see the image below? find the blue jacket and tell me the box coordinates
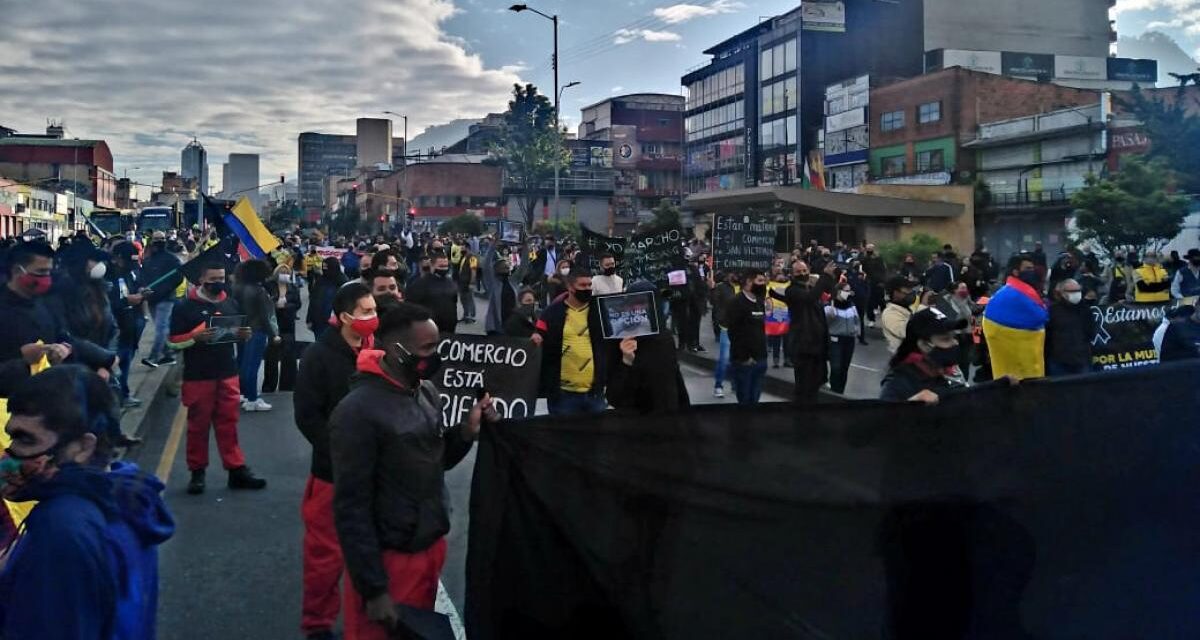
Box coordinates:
[0,462,174,640]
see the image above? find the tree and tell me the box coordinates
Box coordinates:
[878,233,945,273]
[487,84,570,228]
[330,205,362,238]
[1119,86,1200,193]
[639,198,682,233]
[439,212,484,237]
[1071,156,1189,258]
[532,219,580,241]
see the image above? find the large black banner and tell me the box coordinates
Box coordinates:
[467,363,1200,639]
[621,226,687,287]
[435,335,540,426]
[578,226,628,274]
[1090,297,1196,371]
[712,213,777,273]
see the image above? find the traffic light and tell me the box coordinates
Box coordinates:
[407,207,416,219]
[378,215,387,223]
[279,174,285,184]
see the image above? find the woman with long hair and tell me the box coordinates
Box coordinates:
[262,264,302,393]
[306,257,347,340]
[234,259,278,412]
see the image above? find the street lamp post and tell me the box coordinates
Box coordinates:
[556,81,581,226]
[382,111,408,162]
[509,3,563,223]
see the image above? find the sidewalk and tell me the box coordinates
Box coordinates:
[116,320,179,449]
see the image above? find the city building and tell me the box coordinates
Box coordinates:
[115,177,137,209]
[224,153,260,204]
[365,155,504,229]
[181,139,209,195]
[924,49,1158,91]
[681,1,925,196]
[822,74,872,192]
[922,0,1114,60]
[0,129,117,209]
[356,118,393,169]
[578,93,685,225]
[965,101,1107,258]
[299,131,408,213]
[444,113,505,154]
[0,178,70,240]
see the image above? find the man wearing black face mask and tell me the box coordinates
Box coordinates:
[880,308,970,402]
[591,253,624,295]
[482,243,519,336]
[329,303,497,636]
[405,253,459,334]
[168,263,266,495]
[881,276,916,355]
[139,231,183,368]
[769,261,829,404]
[531,266,608,416]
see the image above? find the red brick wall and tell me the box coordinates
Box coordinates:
[377,163,502,199]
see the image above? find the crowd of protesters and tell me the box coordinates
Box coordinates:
[0,214,1197,640]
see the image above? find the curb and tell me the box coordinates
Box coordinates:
[676,349,845,403]
[116,364,178,462]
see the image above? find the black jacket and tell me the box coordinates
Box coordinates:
[169,290,241,382]
[1044,300,1094,369]
[710,282,736,326]
[534,299,606,398]
[1160,316,1200,362]
[880,361,967,402]
[235,282,278,338]
[0,287,116,396]
[107,266,145,344]
[725,292,767,364]
[771,283,829,357]
[44,277,117,348]
[406,273,459,334]
[294,328,360,482]
[605,333,691,413]
[862,254,887,283]
[140,249,182,304]
[503,308,536,338]
[329,356,473,601]
[268,283,302,335]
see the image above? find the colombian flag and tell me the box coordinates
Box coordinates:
[224,197,280,260]
[982,276,1049,380]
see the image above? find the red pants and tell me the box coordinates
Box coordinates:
[300,476,343,634]
[181,376,246,471]
[343,538,447,640]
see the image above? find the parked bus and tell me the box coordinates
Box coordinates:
[137,206,175,233]
[88,210,128,237]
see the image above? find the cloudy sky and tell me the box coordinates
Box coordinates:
[0,0,1193,195]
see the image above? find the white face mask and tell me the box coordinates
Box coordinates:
[278,274,292,284]
[837,290,851,301]
[559,267,570,277]
[1065,292,1082,304]
[89,262,107,280]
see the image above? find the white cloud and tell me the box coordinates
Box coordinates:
[652,0,745,24]
[613,28,682,44]
[0,0,522,186]
[611,86,625,93]
[1116,0,1200,14]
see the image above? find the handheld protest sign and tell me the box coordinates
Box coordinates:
[207,314,246,344]
[497,220,525,245]
[712,213,777,273]
[579,226,628,274]
[435,335,541,426]
[597,291,660,340]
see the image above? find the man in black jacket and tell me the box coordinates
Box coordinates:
[330,303,497,637]
[0,241,115,398]
[770,261,829,404]
[861,244,887,324]
[294,283,375,640]
[139,231,183,367]
[725,269,769,405]
[405,253,459,334]
[531,266,607,416]
[1044,279,1094,376]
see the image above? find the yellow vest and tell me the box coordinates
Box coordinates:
[1134,264,1170,303]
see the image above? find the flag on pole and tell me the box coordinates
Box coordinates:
[224,197,279,259]
[178,235,241,285]
[801,156,814,189]
[808,150,827,191]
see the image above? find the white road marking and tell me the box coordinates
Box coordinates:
[851,363,882,373]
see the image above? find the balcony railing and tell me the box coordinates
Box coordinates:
[987,187,1081,209]
[504,176,614,192]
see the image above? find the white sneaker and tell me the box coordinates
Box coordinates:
[713,387,725,398]
[239,395,248,404]
[866,319,876,328]
[251,398,273,411]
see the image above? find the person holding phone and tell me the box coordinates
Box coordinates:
[168,262,267,496]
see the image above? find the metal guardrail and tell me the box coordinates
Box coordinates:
[988,187,1081,209]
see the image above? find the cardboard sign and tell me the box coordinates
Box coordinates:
[315,246,348,260]
[497,219,525,245]
[621,226,687,287]
[712,213,777,273]
[207,315,246,344]
[435,335,541,426]
[579,226,628,274]
[1090,297,1197,371]
[597,291,660,340]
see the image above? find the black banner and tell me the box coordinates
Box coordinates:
[712,213,777,273]
[1002,51,1054,78]
[621,226,687,287]
[1090,297,1195,371]
[1107,57,1158,83]
[434,335,540,427]
[578,226,628,274]
[466,363,1200,639]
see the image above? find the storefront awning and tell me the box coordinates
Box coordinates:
[683,186,964,219]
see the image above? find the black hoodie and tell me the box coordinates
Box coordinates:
[294,327,362,481]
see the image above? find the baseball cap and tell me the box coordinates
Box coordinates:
[1186,248,1200,260]
[905,308,967,341]
[151,231,166,241]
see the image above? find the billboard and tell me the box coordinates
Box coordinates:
[801,1,845,32]
[1107,57,1158,83]
[825,107,866,134]
[1055,55,1106,81]
[933,49,1003,75]
[1002,51,1055,78]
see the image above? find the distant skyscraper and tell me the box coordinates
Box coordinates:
[226,154,260,204]
[220,162,230,198]
[181,139,209,194]
[298,132,357,209]
[356,118,393,168]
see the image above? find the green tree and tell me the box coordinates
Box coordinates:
[331,206,361,238]
[532,219,581,240]
[877,233,945,273]
[639,198,682,233]
[1119,86,1200,193]
[1071,156,1189,258]
[487,84,569,227]
[439,213,485,237]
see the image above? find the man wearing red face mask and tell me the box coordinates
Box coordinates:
[0,241,116,397]
[293,283,376,640]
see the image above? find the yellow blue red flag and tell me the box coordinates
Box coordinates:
[224,198,279,259]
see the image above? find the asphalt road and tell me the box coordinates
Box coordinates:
[132,290,888,639]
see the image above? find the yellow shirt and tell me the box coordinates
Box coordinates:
[560,305,595,393]
[451,244,464,266]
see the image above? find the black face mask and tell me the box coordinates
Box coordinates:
[518,303,537,319]
[1017,270,1040,287]
[202,282,225,297]
[572,289,593,304]
[1116,257,1126,263]
[792,275,810,285]
[897,292,916,307]
[602,267,617,277]
[393,342,442,385]
[751,283,767,296]
[434,268,450,277]
[927,345,960,369]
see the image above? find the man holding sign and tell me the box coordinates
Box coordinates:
[533,265,608,416]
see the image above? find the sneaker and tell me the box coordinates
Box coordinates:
[140,358,159,369]
[866,319,876,328]
[772,360,780,369]
[713,387,725,398]
[251,398,273,411]
[156,355,177,366]
[228,466,267,490]
[461,318,476,325]
[239,395,248,404]
[692,345,707,353]
[187,470,206,495]
[121,396,143,409]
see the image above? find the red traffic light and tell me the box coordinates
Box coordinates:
[351,183,359,190]
[408,208,416,217]
[378,215,387,222]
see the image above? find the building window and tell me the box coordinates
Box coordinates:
[918,101,941,124]
[882,155,906,177]
[759,40,797,82]
[917,149,945,172]
[881,110,905,132]
[760,77,796,117]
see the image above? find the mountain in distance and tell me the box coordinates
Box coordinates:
[407,118,479,155]
[1117,31,1199,88]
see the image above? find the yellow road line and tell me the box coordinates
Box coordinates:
[155,407,187,485]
